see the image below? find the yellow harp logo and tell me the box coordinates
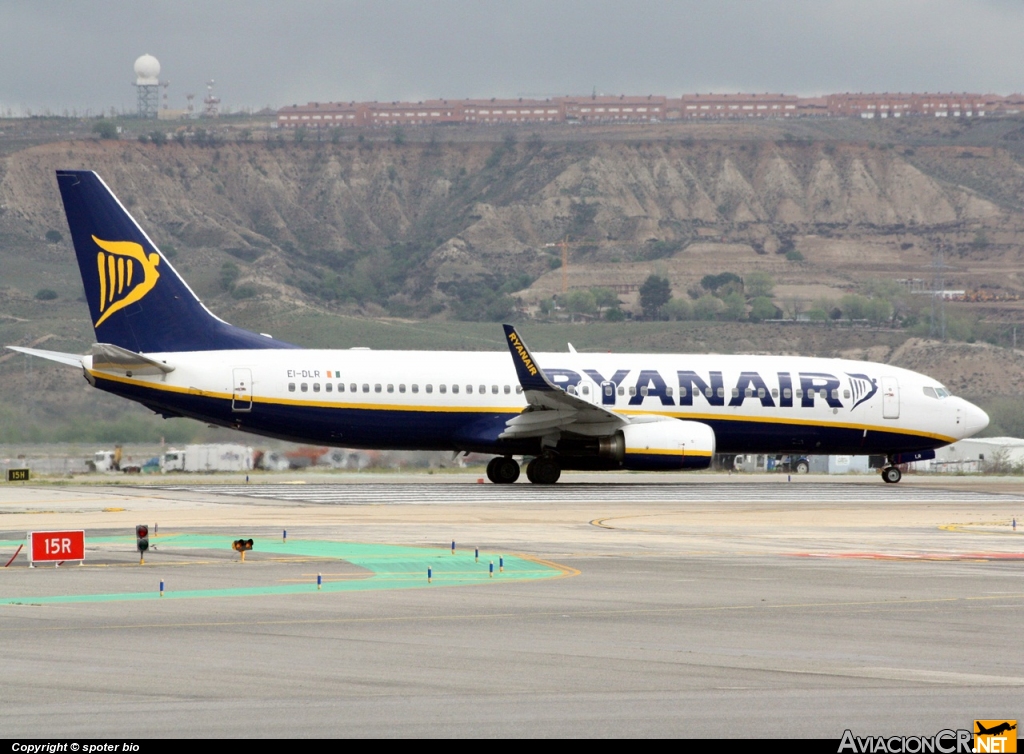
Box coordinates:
[92,236,161,327]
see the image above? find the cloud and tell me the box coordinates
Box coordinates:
[2,0,1022,114]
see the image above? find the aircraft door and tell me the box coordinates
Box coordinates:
[600,380,616,406]
[232,368,253,412]
[881,376,899,419]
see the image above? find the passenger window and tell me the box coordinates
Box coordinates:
[492,385,498,394]
[504,385,511,394]
[466,385,473,394]
[301,383,308,392]
[479,385,486,394]
[452,385,459,394]
[629,387,637,396]
[618,386,625,396]
[288,383,295,392]
[313,383,320,393]
[387,384,394,393]
[843,389,850,399]
[757,388,765,398]
[783,388,792,399]
[440,385,447,394]
[582,385,590,395]
[830,389,838,400]
[338,383,344,392]
[412,385,419,393]
[567,385,576,395]
[796,389,803,398]
[604,385,613,396]
[399,384,406,393]
[374,384,382,393]
[426,385,433,393]
[666,387,673,397]
[732,388,739,398]
[362,384,369,393]
[716,387,725,398]
[771,388,778,398]
[640,386,648,396]
[326,383,332,393]
[350,384,357,393]
[679,387,688,398]
[704,387,713,398]
[516,386,523,394]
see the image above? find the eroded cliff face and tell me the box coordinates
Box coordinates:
[1,138,1021,312]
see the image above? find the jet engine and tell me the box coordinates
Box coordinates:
[618,420,716,470]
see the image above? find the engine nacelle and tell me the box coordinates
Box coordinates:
[619,420,716,471]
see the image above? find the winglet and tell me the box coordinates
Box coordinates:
[503,324,556,392]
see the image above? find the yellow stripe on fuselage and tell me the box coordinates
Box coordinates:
[86,370,956,444]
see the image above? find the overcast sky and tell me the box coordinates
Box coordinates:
[3,0,1023,115]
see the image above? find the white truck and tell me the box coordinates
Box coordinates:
[161,444,254,473]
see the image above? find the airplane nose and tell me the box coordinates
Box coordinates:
[963,401,990,437]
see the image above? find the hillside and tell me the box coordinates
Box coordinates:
[3,122,1024,441]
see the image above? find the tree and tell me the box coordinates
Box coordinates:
[590,287,620,311]
[563,289,597,320]
[639,275,672,319]
[149,130,167,146]
[721,291,747,321]
[693,295,723,321]
[744,271,774,298]
[700,272,742,294]
[34,289,58,301]
[662,297,693,321]
[748,296,779,322]
[604,307,626,321]
[44,230,62,244]
[92,120,118,140]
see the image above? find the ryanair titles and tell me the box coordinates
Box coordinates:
[547,368,878,412]
[507,332,538,376]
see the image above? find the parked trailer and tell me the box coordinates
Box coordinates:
[161,444,254,473]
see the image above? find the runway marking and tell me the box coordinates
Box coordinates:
[0,534,567,605]
[2,591,1022,633]
[150,482,1024,505]
[792,551,1024,561]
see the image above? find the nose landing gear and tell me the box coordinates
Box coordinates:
[881,465,902,484]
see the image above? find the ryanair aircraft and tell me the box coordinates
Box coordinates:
[8,170,990,484]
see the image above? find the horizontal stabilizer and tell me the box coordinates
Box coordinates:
[5,346,84,368]
[90,343,174,375]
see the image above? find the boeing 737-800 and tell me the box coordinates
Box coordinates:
[6,170,990,484]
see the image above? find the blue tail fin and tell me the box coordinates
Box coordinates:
[56,170,297,353]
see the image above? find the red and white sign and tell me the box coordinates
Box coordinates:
[28,530,85,564]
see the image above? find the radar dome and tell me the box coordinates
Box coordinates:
[134,54,160,85]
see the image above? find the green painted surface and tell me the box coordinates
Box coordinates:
[0,534,567,604]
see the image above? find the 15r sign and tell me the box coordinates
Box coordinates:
[28,530,85,565]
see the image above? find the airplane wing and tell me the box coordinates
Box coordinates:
[501,324,626,439]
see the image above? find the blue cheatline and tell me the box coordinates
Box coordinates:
[0,534,571,604]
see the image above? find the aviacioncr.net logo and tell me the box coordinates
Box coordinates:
[839,729,972,753]
[92,236,160,327]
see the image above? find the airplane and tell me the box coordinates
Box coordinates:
[6,170,990,484]
[976,722,1017,737]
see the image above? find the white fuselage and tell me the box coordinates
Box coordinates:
[83,348,988,456]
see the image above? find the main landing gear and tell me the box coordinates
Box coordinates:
[485,456,562,484]
[881,465,902,484]
[486,456,521,484]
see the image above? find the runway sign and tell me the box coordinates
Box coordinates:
[7,468,29,482]
[28,530,85,564]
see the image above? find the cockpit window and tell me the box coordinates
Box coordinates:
[923,386,951,399]
[923,387,937,399]
[936,387,950,398]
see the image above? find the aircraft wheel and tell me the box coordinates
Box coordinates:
[526,457,561,485]
[485,457,502,484]
[882,466,902,484]
[794,460,810,474]
[494,457,520,484]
